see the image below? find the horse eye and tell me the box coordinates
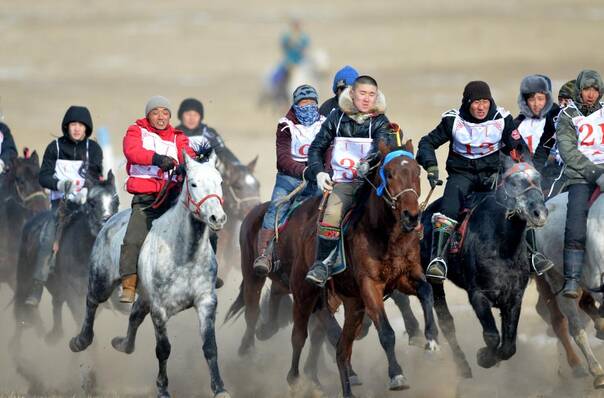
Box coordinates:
[191,183,198,188]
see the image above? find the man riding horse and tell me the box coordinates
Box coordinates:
[304,74,393,287]
[119,96,196,303]
[25,105,103,306]
[416,81,545,282]
[556,69,604,298]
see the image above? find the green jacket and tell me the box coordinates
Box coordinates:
[557,69,604,185]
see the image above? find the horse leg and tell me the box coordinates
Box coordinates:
[151,312,172,398]
[303,316,326,386]
[44,295,64,345]
[498,292,523,361]
[239,274,264,356]
[578,292,604,339]
[286,290,317,387]
[256,283,286,341]
[409,278,439,351]
[112,297,150,354]
[334,297,365,398]
[361,279,408,391]
[390,290,422,346]
[196,295,230,398]
[467,289,501,369]
[432,283,472,378]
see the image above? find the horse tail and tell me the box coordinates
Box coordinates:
[224,281,245,324]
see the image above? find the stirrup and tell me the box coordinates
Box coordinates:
[531,252,554,276]
[426,257,447,283]
[253,254,271,277]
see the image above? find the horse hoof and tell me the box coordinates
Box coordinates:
[45,329,63,345]
[256,323,278,341]
[214,391,231,398]
[286,370,299,386]
[349,374,363,386]
[571,364,589,378]
[476,347,498,369]
[69,335,91,353]
[594,374,604,389]
[111,336,134,354]
[388,374,410,391]
[157,391,171,398]
[424,339,440,352]
[408,334,425,348]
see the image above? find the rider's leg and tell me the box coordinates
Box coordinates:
[526,229,554,275]
[306,182,360,287]
[426,174,472,282]
[25,201,60,306]
[562,183,592,299]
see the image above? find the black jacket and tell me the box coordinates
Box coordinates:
[319,96,339,117]
[417,101,525,176]
[39,136,103,192]
[0,122,18,165]
[177,122,241,165]
[307,109,392,178]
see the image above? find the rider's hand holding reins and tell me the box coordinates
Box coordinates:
[426,166,439,189]
[316,172,333,192]
[356,160,370,179]
[57,179,77,195]
[152,153,177,172]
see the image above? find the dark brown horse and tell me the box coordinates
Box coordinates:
[285,140,439,397]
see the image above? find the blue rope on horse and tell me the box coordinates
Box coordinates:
[376,150,415,197]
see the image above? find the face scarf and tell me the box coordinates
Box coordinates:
[293,104,320,126]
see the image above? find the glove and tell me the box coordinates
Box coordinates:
[316,172,333,192]
[426,166,439,189]
[596,174,604,190]
[70,187,88,205]
[356,160,370,178]
[57,179,75,194]
[152,154,177,172]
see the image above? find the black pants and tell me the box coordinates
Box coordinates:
[564,183,594,251]
[440,172,494,221]
[119,191,178,277]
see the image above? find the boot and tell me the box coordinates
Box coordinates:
[24,279,45,307]
[526,229,554,275]
[562,248,584,299]
[120,274,138,303]
[426,213,458,283]
[253,228,275,277]
[305,236,339,288]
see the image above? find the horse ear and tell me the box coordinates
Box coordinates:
[182,149,193,169]
[247,156,258,173]
[30,150,39,166]
[207,150,218,168]
[404,139,414,154]
[107,169,115,185]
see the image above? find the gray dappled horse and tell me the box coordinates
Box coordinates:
[537,192,604,389]
[0,150,48,292]
[70,152,231,398]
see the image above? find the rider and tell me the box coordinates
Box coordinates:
[281,18,310,71]
[0,121,17,174]
[417,81,527,282]
[119,96,196,303]
[176,98,227,156]
[253,84,325,276]
[556,69,604,298]
[319,65,359,117]
[304,75,393,287]
[26,106,103,306]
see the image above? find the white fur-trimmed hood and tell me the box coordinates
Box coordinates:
[338,86,387,116]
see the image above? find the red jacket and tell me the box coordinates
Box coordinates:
[123,118,195,195]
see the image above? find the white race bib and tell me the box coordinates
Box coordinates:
[517,117,546,155]
[279,116,325,163]
[573,108,604,165]
[331,137,373,182]
[451,109,507,159]
[50,159,85,201]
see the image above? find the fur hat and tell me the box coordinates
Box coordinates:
[145,95,171,116]
[517,74,553,118]
[338,86,387,117]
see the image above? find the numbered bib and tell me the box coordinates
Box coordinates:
[50,159,85,201]
[517,117,546,155]
[573,108,604,165]
[451,110,506,159]
[331,137,373,182]
[279,116,325,163]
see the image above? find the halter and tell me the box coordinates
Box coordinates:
[226,184,261,214]
[364,150,419,209]
[498,162,543,200]
[13,182,47,207]
[182,178,224,218]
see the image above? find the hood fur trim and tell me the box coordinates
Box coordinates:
[517,75,553,119]
[338,86,387,117]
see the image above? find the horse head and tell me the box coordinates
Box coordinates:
[222,155,261,218]
[371,138,422,233]
[8,150,48,212]
[83,170,119,235]
[182,151,227,231]
[497,158,548,228]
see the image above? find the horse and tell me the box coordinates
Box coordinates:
[0,149,48,292]
[69,152,231,398]
[421,159,548,380]
[214,149,260,278]
[286,140,439,398]
[536,191,604,389]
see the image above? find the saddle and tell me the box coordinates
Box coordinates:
[448,193,490,255]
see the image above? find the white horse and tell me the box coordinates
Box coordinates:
[536,192,604,389]
[69,152,230,398]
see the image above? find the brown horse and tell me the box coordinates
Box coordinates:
[285,140,439,397]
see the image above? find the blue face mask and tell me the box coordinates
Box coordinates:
[293,104,320,126]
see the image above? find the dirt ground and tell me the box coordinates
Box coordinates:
[2,0,604,397]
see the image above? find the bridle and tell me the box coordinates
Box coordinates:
[496,162,544,219]
[182,178,224,218]
[226,184,261,214]
[11,181,47,208]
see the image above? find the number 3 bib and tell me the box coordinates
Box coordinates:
[330,113,373,183]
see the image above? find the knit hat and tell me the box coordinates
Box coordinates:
[292,84,319,104]
[178,98,204,121]
[145,95,171,116]
[462,81,493,103]
[332,65,359,94]
[558,80,576,99]
[61,105,93,137]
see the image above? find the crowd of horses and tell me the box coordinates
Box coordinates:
[2,135,604,398]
